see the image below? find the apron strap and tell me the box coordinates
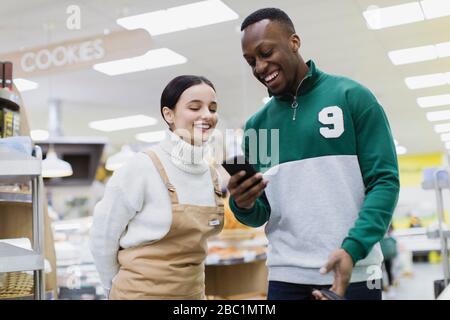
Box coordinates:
[144,150,179,205]
[209,165,224,207]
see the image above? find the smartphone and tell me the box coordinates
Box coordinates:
[222,155,258,182]
[318,289,344,300]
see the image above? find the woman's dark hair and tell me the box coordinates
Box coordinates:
[160,75,215,125]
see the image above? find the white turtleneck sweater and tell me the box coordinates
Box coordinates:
[89,130,220,290]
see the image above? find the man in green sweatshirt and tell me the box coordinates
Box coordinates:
[227,7,399,300]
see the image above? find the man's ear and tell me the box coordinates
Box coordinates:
[290,33,301,53]
[162,106,174,124]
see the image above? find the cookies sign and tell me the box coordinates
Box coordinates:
[1,29,152,78]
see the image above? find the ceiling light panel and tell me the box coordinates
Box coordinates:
[434,123,450,133]
[89,115,157,132]
[441,132,450,141]
[117,0,238,36]
[363,2,424,30]
[93,48,187,76]
[363,1,450,30]
[388,40,450,65]
[418,94,450,108]
[135,130,167,143]
[388,45,437,65]
[421,0,450,19]
[426,109,450,121]
[405,73,449,89]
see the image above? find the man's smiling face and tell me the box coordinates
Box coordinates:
[241,19,301,96]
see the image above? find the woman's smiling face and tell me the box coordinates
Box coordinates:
[163,82,218,145]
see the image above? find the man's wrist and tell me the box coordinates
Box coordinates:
[229,196,255,213]
[341,238,366,265]
[236,201,254,210]
[339,248,354,266]
[234,199,254,211]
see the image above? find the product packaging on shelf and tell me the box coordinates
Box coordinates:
[0,108,20,137]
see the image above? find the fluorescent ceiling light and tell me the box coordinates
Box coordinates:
[441,132,450,141]
[117,0,238,36]
[437,42,450,58]
[434,123,450,133]
[363,2,424,30]
[93,48,187,76]
[30,129,49,141]
[417,94,450,108]
[421,0,450,19]
[89,115,157,132]
[13,78,39,92]
[388,45,436,65]
[388,41,450,65]
[405,72,450,89]
[135,130,167,143]
[363,1,450,30]
[426,109,450,121]
[396,146,407,155]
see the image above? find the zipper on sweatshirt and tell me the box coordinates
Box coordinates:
[291,97,299,121]
[275,64,313,121]
[290,76,307,121]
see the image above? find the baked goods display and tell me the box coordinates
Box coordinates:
[207,196,267,265]
[223,195,251,230]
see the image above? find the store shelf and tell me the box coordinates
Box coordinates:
[0,88,21,111]
[206,252,267,266]
[0,192,32,204]
[393,227,450,252]
[427,229,450,239]
[0,292,55,300]
[0,145,45,299]
[0,161,41,184]
[0,152,41,184]
[394,227,428,237]
[0,242,44,273]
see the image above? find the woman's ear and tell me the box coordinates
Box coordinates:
[290,34,301,53]
[162,106,175,125]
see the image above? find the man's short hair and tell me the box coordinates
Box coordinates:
[240,8,295,34]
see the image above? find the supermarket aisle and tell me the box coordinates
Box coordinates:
[384,262,444,300]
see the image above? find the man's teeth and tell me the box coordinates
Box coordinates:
[265,71,279,82]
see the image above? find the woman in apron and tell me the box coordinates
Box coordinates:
[90,75,224,299]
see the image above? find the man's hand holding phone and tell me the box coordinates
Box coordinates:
[227,171,268,209]
[223,156,269,210]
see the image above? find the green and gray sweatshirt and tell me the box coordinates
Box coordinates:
[229,60,399,285]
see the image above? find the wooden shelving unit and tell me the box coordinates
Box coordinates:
[0,146,45,299]
[0,84,58,299]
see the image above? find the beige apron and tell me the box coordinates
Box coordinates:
[109,150,224,300]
